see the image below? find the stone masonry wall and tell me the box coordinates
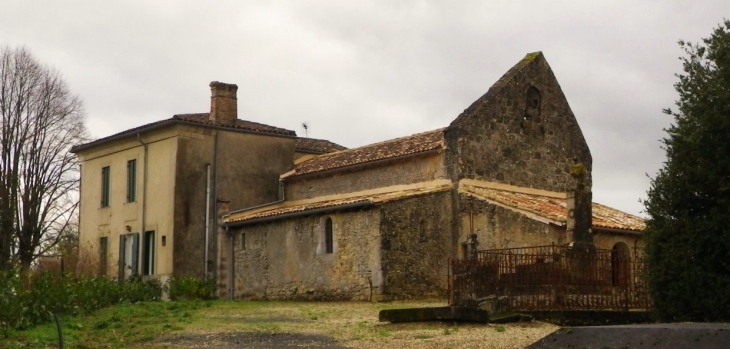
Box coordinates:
[457,193,566,253]
[379,191,454,299]
[447,53,592,194]
[592,230,644,252]
[232,209,382,300]
[286,154,445,201]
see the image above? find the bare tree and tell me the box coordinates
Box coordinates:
[0,46,87,271]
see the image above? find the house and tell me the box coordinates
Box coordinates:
[219,52,646,301]
[71,82,344,282]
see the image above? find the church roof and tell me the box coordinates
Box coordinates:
[282,128,445,179]
[459,182,646,232]
[225,180,452,226]
[295,137,347,154]
[71,113,295,153]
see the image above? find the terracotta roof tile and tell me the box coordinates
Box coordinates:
[591,202,647,231]
[295,138,347,154]
[282,128,445,179]
[461,185,645,232]
[226,182,451,225]
[71,113,295,153]
[173,113,295,136]
[228,197,370,225]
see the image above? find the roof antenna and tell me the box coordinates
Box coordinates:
[301,121,309,138]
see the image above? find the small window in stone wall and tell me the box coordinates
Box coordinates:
[419,219,427,242]
[240,233,246,250]
[325,217,334,254]
[524,86,541,120]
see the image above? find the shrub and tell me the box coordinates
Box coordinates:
[167,275,217,301]
[0,267,162,337]
[0,269,24,337]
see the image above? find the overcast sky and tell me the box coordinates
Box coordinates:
[1,1,726,216]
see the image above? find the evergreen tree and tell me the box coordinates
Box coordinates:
[644,20,730,322]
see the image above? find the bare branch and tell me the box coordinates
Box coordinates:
[0,46,87,270]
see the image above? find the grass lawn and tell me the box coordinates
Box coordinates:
[2,300,557,349]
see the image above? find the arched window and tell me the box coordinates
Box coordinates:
[325,217,334,254]
[419,219,427,242]
[524,86,541,120]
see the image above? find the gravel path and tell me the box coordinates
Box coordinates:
[156,322,557,348]
[149,301,558,349]
[161,332,349,348]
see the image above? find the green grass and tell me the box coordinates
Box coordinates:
[375,328,392,337]
[2,301,209,349]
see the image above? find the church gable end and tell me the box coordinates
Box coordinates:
[446,52,592,193]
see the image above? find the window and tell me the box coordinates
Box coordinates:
[419,219,427,242]
[143,231,155,275]
[101,166,110,207]
[324,217,334,254]
[99,237,108,276]
[240,233,246,250]
[127,160,136,202]
[524,86,542,120]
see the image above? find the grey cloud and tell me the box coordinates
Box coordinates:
[1,0,726,216]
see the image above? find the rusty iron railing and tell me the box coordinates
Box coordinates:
[448,244,650,311]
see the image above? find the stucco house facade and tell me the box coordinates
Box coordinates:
[220,52,645,301]
[71,82,343,282]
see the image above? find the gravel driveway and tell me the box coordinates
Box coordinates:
[148,301,557,349]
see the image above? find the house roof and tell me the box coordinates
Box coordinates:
[225,180,452,226]
[174,114,296,136]
[460,183,646,232]
[71,113,296,153]
[295,138,347,154]
[281,128,445,179]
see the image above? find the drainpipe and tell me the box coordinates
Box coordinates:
[136,133,148,274]
[228,225,234,300]
[211,131,219,277]
[204,164,211,276]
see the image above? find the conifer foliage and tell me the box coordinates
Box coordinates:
[644,20,730,322]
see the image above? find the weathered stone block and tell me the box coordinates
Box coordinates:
[378,306,489,323]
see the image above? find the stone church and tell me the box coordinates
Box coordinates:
[218,52,645,301]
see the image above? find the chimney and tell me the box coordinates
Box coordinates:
[209,81,238,123]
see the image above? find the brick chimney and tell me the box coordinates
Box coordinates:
[209,81,238,123]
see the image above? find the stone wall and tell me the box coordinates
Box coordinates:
[232,208,383,300]
[457,194,566,253]
[447,52,592,194]
[379,191,454,298]
[592,230,643,252]
[285,154,445,200]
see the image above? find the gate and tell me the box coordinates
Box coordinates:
[448,244,650,311]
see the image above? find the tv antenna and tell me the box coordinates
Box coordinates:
[301,121,310,138]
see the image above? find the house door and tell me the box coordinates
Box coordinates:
[118,233,139,281]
